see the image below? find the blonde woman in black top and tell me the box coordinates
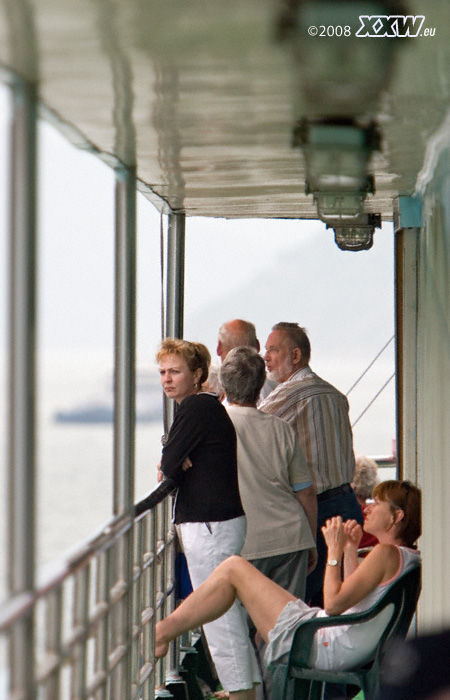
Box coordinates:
[139,338,260,700]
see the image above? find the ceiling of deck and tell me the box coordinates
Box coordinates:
[0,0,449,219]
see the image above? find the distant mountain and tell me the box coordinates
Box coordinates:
[184,230,396,455]
[185,229,395,380]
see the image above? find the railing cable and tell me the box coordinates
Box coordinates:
[346,335,395,396]
[351,372,396,428]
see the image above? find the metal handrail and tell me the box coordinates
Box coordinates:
[0,483,177,699]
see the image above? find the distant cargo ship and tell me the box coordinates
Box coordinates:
[54,367,163,424]
[54,403,163,423]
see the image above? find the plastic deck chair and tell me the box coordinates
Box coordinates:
[271,563,421,700]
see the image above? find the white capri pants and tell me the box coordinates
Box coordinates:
[178,516,261,692]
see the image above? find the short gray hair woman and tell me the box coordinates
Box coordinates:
[219,345,318,699]
[352,455,379,506]
[220,346,266,406]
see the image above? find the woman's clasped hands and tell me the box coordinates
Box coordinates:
[343,518,364,552]
[322,516,364,560]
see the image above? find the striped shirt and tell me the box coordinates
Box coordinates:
[259,366,355,494]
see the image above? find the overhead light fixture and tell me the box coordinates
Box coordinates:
[315,192,367,222]
[293,118,380,224]
[329,213,382,251]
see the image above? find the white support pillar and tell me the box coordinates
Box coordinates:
[112,164,137,699]
[161,211,186,681]
[113,164,137,517]
[163,212,186,431]
[394,196,422,482]
[165,212,185,341]
[7,76,38,697]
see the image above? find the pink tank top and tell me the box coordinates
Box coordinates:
[311,545,421,671]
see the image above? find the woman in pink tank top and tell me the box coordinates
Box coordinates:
[154,480,421,678]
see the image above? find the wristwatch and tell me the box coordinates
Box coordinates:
[327,559,339,566]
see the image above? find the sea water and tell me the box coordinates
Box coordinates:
[0,351,164,697]
[0,352,163,602]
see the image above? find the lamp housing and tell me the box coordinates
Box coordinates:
[294,118,380,224]
[329,213,382,251]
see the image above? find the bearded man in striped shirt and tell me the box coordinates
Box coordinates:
[259,322,363,606]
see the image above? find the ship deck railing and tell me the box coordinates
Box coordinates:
[0,482,181,700]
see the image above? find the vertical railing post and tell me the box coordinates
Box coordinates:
[7,76,38,698]
[45,586,63,697]
[113,164,137,697]
[71,567,90,698]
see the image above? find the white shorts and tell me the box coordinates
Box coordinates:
[178,517,261,691]
[265,599,394,672]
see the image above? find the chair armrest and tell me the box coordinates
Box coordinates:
[288,603,394,666]
[288,564,421,668]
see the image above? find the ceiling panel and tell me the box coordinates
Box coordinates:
[1,0,449,219]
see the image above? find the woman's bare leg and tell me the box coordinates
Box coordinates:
[155,556,296,657]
